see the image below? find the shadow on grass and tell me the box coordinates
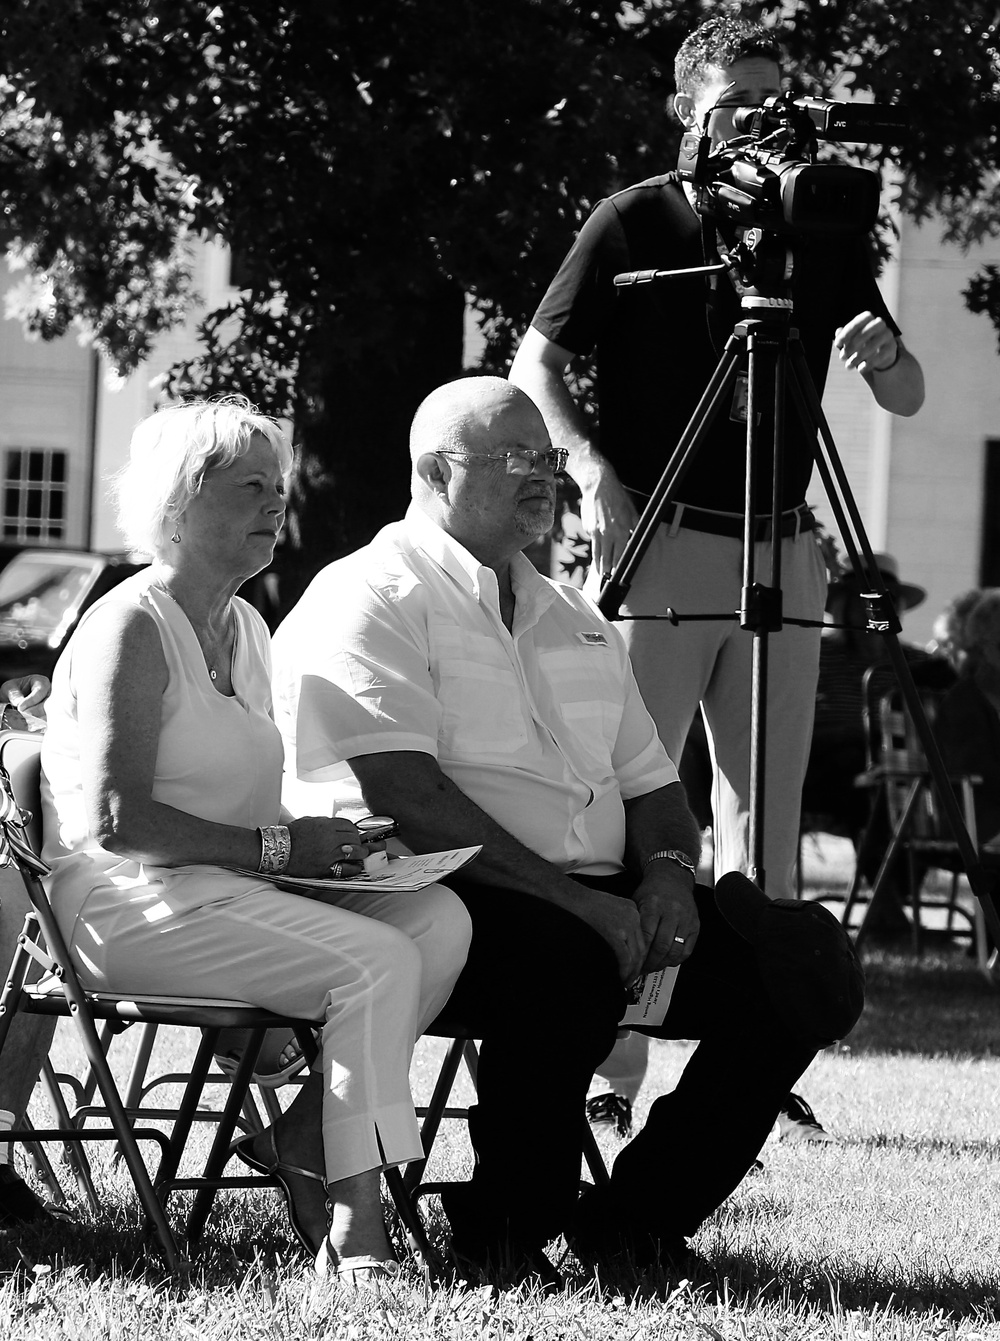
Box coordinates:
[561,1244,1000,1324]
[0,1200,311,1289]
[845,945,999,1058]
[5,1205,1000,1328]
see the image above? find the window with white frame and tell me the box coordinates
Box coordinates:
[1,448,68,542]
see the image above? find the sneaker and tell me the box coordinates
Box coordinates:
[585,1092,633,1137]
[777,1092,836,1144]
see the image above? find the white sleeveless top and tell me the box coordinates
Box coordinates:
[40,570,284,929]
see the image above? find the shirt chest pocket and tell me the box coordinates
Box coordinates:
[536,647,624,770]
[435,634,529,755]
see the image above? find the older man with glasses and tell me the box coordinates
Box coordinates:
[271,376,851,1286]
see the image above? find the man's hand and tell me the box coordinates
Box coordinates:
[834,311,899,377]
[633,865,700,973]
[835,312,924,415]
[579,461,639,581]
[572,884,648,984]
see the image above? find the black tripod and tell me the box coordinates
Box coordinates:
[598,237,1000,946]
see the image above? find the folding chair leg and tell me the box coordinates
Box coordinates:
[397,1032,612,1270]
[856,779,922,947]
[118,1023,160,1126]
[840,862,867,930]
[403,1036,467,1196]
[61,997,184,1269]
[38,1059,101,1213]
[49,1017,121,1125]
[183,1028,268,1247]
[153,1029,219,1200]
[22,1114,68,1207]
[581,1120,611,1188]
[384,1165,440,1267]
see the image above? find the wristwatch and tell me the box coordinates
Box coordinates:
[643,848,697,876]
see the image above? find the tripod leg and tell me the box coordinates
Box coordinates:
[598,337,743,620]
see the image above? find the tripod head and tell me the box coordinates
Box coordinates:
[614,226,796,312]
[717,227,795,311]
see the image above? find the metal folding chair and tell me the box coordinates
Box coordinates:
[841,676,994,973]
[0,730,319,1268]
[385,1023,611,1266]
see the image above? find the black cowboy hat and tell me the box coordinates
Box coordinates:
[826,551,926,613]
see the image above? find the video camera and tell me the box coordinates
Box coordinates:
[677,92,908,236]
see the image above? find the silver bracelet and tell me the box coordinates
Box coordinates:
[258,824,292,874]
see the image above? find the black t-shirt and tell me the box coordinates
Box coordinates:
[530,174,899,513]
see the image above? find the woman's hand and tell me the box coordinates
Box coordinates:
[285,815,378,879]
[1,674,50,733]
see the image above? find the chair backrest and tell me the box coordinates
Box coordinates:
[868,681,952,839]
[0,729,43,842]
[0,729,49,880]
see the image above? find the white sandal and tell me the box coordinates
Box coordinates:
[315,1237,400,1282]
[215,1027,312,1089]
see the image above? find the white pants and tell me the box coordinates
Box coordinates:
[56,876,472,1185]
[597,520,827,897]
[589,1029,649,1104]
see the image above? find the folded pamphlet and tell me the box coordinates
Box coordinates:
[229,845,482,893]
[620,965,679,1028]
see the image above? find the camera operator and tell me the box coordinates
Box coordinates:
[510,12,923,1140]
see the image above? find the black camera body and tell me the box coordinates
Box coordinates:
[677,92,906,237]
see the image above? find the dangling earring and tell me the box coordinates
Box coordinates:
[171,528,181,544]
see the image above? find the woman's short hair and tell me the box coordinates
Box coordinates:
[114,397,293,557]
[931,587,983,671]
[962,588,1000,673]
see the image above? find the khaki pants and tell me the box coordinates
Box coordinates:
[592,521,827,898]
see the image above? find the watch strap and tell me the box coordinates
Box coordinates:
[643,847,697,875]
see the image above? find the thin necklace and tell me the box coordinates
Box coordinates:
[205,615,234,682]
[151,581,231,682]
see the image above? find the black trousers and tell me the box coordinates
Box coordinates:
[431,879,624,1248]
[618,883,819,1240]
[432,877,818,1250]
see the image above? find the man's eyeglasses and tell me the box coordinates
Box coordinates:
[436,447,569,476]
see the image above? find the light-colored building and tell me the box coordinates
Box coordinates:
[0,239,239,554]
[816,210,1000,646]
[0,216,997,651]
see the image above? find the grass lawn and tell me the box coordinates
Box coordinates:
[1,869,998,1338]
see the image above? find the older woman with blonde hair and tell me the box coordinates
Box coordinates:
[39,398,471,1277]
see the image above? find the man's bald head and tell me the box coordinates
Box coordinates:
[408,376,556,566]
[409,376,539,468]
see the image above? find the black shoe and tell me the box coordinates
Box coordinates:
[439,1182,563,1292]
[0,1165,57,1228]
[778,1093,836,1144]
[566,1184,691,1274]
[586,1092,633,1137]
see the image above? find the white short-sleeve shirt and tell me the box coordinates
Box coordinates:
[271,506,678,875]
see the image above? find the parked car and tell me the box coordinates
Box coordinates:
[0,548,147,684]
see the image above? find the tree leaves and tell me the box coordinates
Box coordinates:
[1,1,999,574]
